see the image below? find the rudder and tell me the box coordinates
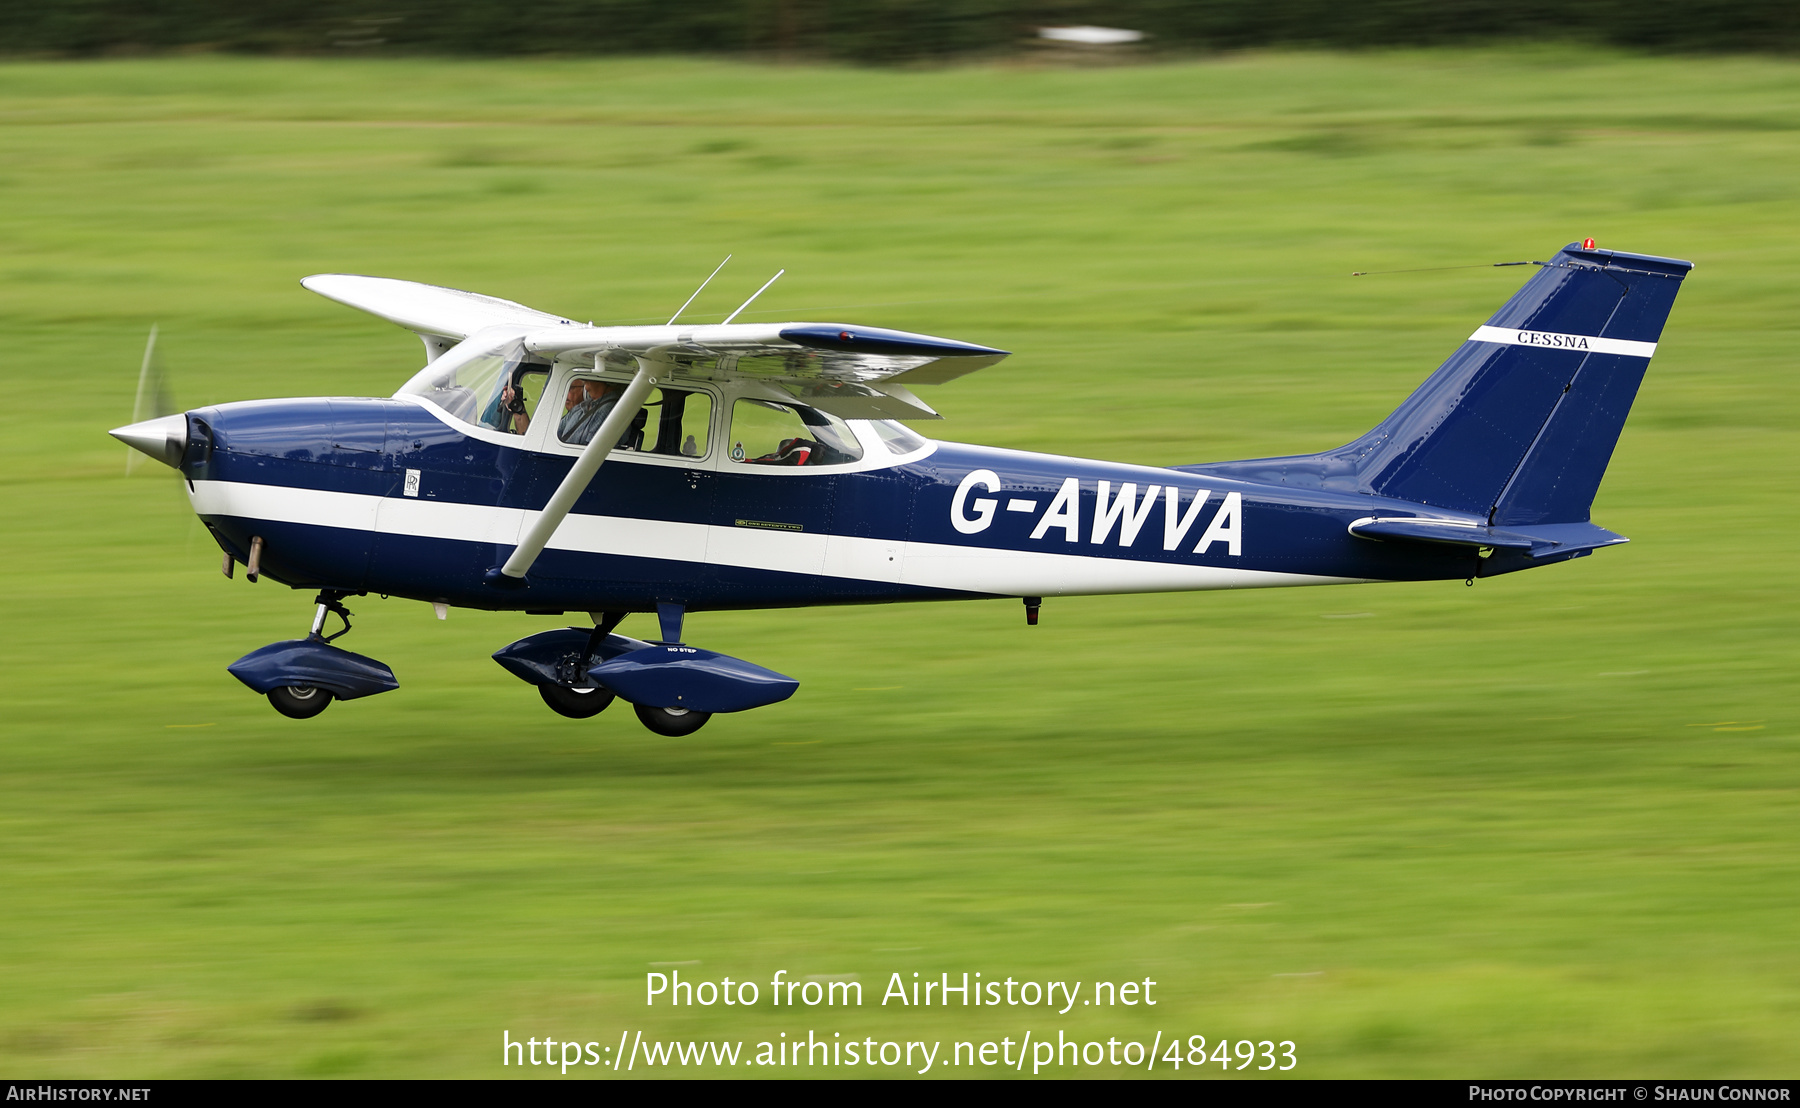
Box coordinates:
[1488,251,1688,525]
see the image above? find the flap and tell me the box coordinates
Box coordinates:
[779,380,941,421]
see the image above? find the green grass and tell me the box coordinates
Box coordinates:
[2,49,1798,1078]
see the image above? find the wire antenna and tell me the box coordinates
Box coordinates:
[722,269,785,324]
[1352,261,1534,277]
[666,255,732,325]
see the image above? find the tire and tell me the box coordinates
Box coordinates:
[268,685,333,719]
[538,683,614,719]
[633,702,712,737]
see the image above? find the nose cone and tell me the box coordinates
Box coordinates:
[110,413,188,469]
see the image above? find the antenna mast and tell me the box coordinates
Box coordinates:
[722,270,785,324]
[666,255,732,325]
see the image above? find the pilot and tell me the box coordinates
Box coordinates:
[557,379,623,446]
[480,375,533,435]
[491,382,531,435]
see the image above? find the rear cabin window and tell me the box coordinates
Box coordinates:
[555,379,713,458]
[728,399,864,467]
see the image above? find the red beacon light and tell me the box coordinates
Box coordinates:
[1582,237,1597,250]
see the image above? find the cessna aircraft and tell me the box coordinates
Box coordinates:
[112,241,1690,735]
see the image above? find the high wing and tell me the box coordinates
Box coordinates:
[521,320,1007,419]
[301,273,574,341]
[303,274,1009,420]
[305,272,1010,583]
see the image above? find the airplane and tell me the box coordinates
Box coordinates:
[111,240,1691,735]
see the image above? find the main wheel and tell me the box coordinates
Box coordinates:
[268,685,333,719]
[538,683,614,719]
[633,702,712,737]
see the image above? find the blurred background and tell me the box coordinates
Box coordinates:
[5,0,1799,58]
[1,3,1797,1079]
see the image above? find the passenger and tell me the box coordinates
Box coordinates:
[558,379,623,446]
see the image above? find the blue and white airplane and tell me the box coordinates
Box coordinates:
[112,241,1690,734]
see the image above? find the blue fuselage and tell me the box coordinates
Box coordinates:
[181,396,1480,614]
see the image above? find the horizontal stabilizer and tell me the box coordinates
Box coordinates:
[1349,516,1627,557]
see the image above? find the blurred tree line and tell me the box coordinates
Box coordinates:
[4,0,1796,60]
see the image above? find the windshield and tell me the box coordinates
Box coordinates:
[395,328,537,433]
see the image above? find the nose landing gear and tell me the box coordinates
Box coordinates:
[226,590,399,718]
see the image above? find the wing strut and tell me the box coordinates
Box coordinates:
[492,355,661,584]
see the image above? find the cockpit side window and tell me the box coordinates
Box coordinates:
[728,399,864,466]
[480,365,547,435]
[396,329,548,435]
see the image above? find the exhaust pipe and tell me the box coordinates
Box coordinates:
[109,414,188,469]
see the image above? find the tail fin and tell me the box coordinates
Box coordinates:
[1195,243,1692,526]
[1350,242,1692,523]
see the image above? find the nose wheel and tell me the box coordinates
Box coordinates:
[633,703,712,737]
[268,684,333,719]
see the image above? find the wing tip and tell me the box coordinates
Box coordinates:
[779,324,1008,359]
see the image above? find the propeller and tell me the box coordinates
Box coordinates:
[113,325,187,472]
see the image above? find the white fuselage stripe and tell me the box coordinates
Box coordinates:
[1469,325,1656,359]
[188,480,1359,597]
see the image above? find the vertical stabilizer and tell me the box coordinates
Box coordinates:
[1195,243,1692,526]
[1352,243,1690,521]
[1368,243,1691,522]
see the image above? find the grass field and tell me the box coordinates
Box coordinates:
[2,49,1798,1078]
